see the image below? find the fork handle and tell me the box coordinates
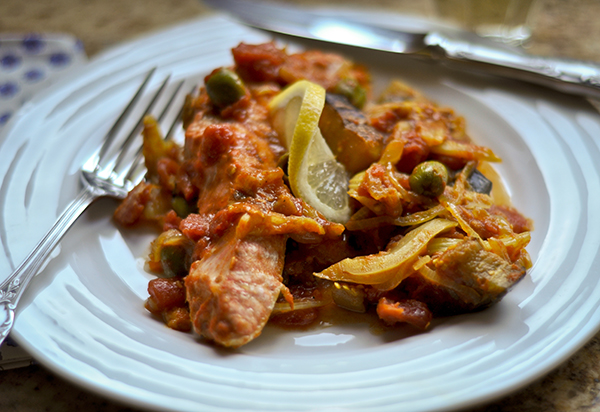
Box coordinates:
[0,189,97,346]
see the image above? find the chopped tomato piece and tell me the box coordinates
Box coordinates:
[376,297,432,330]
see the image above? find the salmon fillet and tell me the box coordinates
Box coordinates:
[180,99,294,347]
[179,84,341,348]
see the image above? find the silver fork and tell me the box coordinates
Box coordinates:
[0,69,187,346]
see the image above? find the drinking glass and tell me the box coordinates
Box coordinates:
[431,0,539,45]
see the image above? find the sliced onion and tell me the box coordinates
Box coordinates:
[315,218,457,289]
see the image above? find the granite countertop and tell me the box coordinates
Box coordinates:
[2,0,600,411]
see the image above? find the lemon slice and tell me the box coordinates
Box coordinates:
[269,80,351,223]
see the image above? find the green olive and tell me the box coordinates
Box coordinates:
[171,196,192,218]
[334,78,366,109]
[205,68,247,108]
[160,243,189,278]
[150,229,193,278]
[332,282,366,313]
[159,234,194,278]
[409,160,449,197]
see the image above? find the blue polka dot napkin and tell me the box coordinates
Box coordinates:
[0,33,87,128]
[0,33,87,369]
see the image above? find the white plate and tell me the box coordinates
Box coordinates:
[2,11,600,412]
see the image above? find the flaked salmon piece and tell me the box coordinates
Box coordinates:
[185,230,286,348]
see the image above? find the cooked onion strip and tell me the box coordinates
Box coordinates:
[438,194,490,252]
[483,232,532,264]
[314,218,457,289]
[378,138,405,165]
[427,237,462,255]
[348,171,366,193]
[430,140,502,163]
[346,204,446,231]
[499,232,531,249]
[271,297,332,315]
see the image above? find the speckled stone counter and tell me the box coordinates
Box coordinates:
[2,1,600,411]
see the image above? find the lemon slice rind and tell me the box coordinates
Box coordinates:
[269,80,351,223]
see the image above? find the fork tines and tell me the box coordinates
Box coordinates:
[85,69,191,194]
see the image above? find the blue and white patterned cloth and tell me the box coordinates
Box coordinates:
[0,33,87,369]
[0,33,87,129]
